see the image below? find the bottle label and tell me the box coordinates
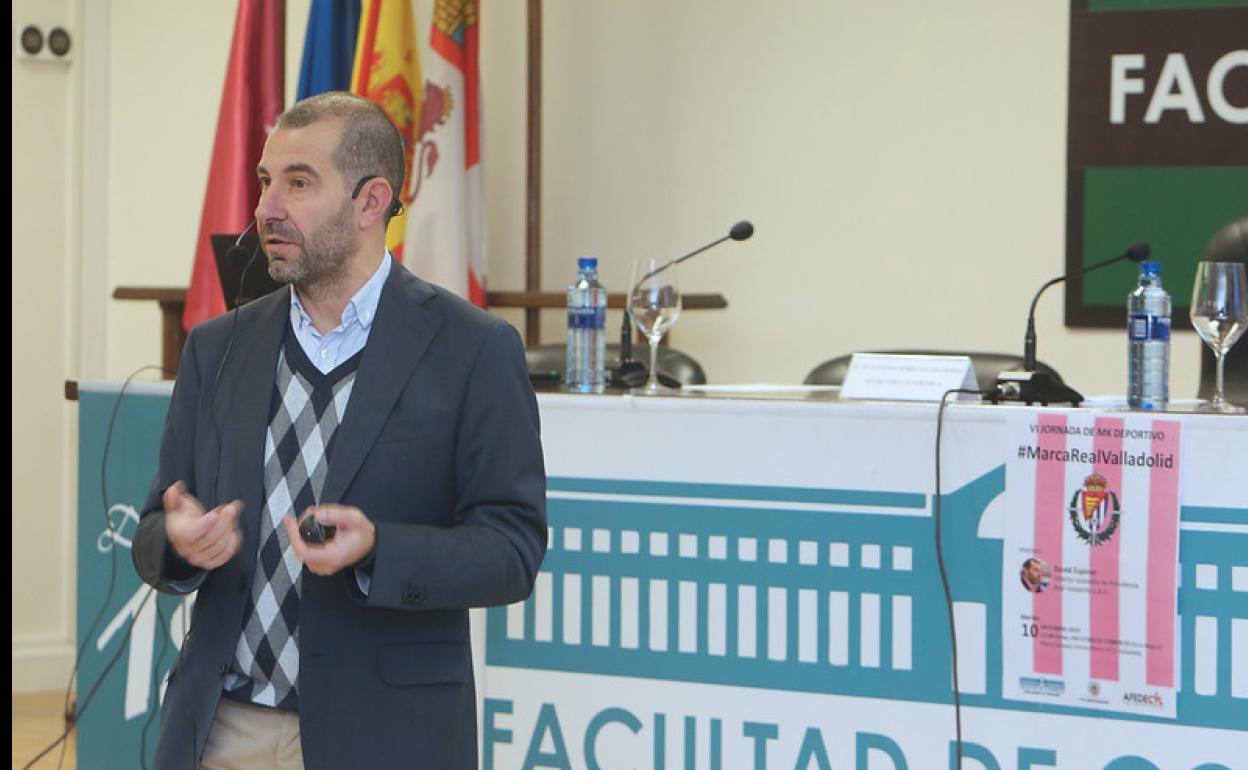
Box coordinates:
[1128,313,1171,342]
[567,306,606,330]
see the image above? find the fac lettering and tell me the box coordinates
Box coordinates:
[1110,50,1248,125]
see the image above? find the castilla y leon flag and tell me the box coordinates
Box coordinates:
[351,0,486,307]
[182,0,285,332]
[409,0,487,307]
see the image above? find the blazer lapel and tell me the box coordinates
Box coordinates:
[320,265,442,505]
[219,291,288,548]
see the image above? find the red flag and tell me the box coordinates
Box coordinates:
[183,0,285,332]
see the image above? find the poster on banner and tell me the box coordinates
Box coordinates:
[1003,411,1182,719]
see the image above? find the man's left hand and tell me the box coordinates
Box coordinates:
[284,505,376,576]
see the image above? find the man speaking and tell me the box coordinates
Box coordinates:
[132,91,547,770]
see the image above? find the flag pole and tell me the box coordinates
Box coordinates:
[525,0,543,346]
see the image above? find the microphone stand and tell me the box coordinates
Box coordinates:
[610,226,751,390]
[992,275,1090,407]
[611,282,682,391]
[990,246,1147,406]
[612,311,648,389]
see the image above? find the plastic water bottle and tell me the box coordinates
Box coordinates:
[566,257,607,393]
[1127,261,1171,410]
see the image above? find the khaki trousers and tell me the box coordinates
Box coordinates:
[201,697,305,770]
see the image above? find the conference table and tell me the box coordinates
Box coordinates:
[73,383,1246,769]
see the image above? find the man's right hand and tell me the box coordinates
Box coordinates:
[163,481,244,571]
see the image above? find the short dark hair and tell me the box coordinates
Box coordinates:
[276,92,406,220]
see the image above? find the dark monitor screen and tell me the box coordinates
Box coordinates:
[210,233,284,310]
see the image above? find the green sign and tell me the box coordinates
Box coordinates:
[1066,1,1248,328]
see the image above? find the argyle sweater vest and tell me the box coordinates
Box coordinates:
[225,324,361,710]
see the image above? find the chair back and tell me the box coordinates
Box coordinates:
[527,343,707,386]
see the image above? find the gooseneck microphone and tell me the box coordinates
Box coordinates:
[632,220,755,287]
[992,240,1151,406]
[226,221,271,309]
[613,221,754,389]
[1023,240,1150,372]
[730,220,755,241]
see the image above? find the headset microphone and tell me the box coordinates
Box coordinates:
[226,221,258,269]
[351,174,405,219]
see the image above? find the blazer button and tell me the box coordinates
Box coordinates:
[238,577,248,594]
[217,663,228,676]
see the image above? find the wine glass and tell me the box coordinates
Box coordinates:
[628,258,682,395]
[1190,261,1248,413]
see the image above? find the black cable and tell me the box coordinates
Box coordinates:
[21,365,168,770]
[78,367,166,701]
[139,601,174,770]
[147,280,253,767]
[22,587,156,770]
[29,243,261,770]
[33,245,260,769]
[55,721,68,770]
[142,279,253,767]
[934,387,990,770]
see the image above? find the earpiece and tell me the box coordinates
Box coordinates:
[351,174,404,219]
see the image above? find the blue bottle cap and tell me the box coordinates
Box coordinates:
[578,257,598,270]
[1140,261,1161,277]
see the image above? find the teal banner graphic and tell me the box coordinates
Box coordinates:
[70,387,1248,767]
[75,386,184,770]
[488,474,1247,732]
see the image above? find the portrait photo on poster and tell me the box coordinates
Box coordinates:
[1020,557,1052,593]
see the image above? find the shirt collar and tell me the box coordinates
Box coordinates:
[289,252,393,332]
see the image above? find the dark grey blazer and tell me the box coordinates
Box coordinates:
[132,262,548,770]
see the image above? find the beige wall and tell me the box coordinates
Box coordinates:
[12,0,80,693]
[12,0,1206,692]
[11,0,317,694]
[528,1,1204,388]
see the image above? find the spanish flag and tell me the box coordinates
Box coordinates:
[350,0,421,261]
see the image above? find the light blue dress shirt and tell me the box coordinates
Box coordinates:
[288,252,392,372]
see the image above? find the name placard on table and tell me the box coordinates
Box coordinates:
[839,353,979,403]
